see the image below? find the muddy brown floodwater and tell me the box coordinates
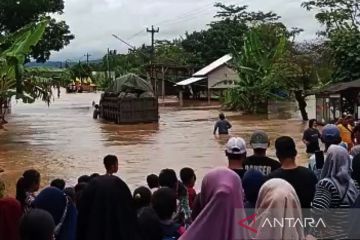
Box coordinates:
[0,91,313,195]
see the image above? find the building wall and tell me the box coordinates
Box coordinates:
[207,65,239,89]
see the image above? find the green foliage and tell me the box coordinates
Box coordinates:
[0,0,74,62]
[224,24,290,113]
[302,0,360,32]
[181,3,281,66]
[303,0,360,82]
[328,27,360,81]
[0,20,50,106]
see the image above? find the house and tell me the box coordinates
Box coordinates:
[175,54,239,103]
[313,79,360,123]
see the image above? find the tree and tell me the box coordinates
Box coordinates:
[181,3,280,66]
[0,0,74,62]
[0,20,52,124]
[224,24,290,113]
[302,0,360,82]
[302,0,360,33]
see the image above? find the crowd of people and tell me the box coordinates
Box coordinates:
[2,115,360,239]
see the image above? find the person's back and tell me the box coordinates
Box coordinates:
[268,166,317,208]
[213,113,231,135]
[311,145,359,239]
[152,188,185,240]
[179,168,197,209]
[268,136,318,208]
[244,155,280,175]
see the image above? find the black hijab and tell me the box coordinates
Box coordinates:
[77,175,140,240]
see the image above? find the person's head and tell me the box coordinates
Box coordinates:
[50,179,65,191]
[20,209,55,240]
[33,187,76,239]
[321,124,342,151]
[180,167,196,188]
[64,187,76,203]
[146,174,159,189]
[345,115,354,126]
[94,104,99,109]
[77,175,90,184]
[90,173,100,180]
[309,119,317,129]
[16,169,41,206]
[74,182,87,207]
[103,155,119,174]
[242,169,265,206]
[250,130,270,156]
[275,136,297,163]
[0,179,5,199]
[321,145,355,190]
[352,125,360,145]
[225,137,247,163]
[255,179,303,240]
[158,169,178,190]
[152,187,177,221]
[219,113,225,120]
[77,175,139,240]
[0,198,22,240]
[133,186,152,211]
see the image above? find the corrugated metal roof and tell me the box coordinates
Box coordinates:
[193,54,232,77]
[175,77,207,86]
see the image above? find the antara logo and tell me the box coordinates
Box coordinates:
[238,215,326,233]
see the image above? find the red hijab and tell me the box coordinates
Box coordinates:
[0,198,22,240]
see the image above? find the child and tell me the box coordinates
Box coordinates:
[179,168,196,209]
[133,186,152,216]
[103,155,118,175]
[152,188,185,240]
[146,174,159,193]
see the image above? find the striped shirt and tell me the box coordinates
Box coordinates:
[311,179,354,239]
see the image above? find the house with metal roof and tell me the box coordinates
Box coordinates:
[175,54,239,104]
[313,79,360,123]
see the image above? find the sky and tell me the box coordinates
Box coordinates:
[49,0,322,61]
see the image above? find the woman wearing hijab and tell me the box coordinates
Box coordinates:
[33,187,77,240]
[251,178,304,240]
[312,145,359,239]
[242,169,265,209]
[77,175,140,240]
[179,167,249,240]
[0,198,22,240]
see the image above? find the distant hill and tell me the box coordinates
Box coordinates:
[25,59,102,68]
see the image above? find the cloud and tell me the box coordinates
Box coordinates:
[49,0,321,61]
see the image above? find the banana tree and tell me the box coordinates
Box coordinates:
[0,20,49,124]
[224,24,291,113]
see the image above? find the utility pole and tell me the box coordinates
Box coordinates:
[84,53,91,65]
[147,25,159,95]
[107,48,110,81]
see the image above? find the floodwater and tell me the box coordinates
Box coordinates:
[0,91,314,195]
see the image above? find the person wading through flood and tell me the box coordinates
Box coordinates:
[213,113,232,135]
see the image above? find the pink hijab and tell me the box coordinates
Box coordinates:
[179,167,248,240]
[251,178,304,240]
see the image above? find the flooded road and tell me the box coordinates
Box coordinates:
[0,92,313,195]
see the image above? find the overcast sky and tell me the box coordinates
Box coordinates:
[49,0,321,61]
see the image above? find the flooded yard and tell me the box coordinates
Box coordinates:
[0,92,313,195]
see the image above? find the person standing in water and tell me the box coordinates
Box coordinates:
[213,113,232,135]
